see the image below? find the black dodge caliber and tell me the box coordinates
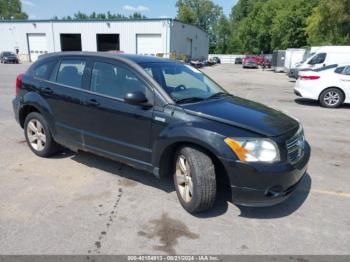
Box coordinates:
[13,52,310,214]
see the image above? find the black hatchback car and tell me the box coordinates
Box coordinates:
[13,52,310,214]
[1,51,19,64]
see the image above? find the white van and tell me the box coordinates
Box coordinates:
[289,46,350,78]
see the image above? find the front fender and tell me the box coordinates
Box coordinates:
[152,121,238,168]
[20,92,56,135]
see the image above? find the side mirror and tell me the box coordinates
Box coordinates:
[124,91,148,105]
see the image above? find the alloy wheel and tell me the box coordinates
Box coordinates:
[323,91,340,106]
[175,155,193,203]
[26,119,47,151]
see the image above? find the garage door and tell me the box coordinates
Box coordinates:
[27,34,48,62]
[136,34,163,55]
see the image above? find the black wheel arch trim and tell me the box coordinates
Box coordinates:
[20,92,56,136]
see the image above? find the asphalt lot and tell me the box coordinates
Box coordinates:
[0,63,349,255]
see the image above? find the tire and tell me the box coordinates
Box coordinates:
[24,112,60,157]
[319,88,344,108]
[173,146,216,214]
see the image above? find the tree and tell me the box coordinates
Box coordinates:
[176,0,222,32]
[59,12,147,21]
[306,0,350,45]
[176,0,223,53]
[0,0,28,19]
[212,15,230,53]
[228,0,320,53]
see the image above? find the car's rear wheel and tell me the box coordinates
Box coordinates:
[24,112,60,157]
[319,88,344,108]
[174,146,216,214]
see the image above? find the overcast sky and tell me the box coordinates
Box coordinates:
[21,0,238,19]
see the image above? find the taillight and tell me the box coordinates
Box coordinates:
[299,75,320,80]
[16,73,24,96]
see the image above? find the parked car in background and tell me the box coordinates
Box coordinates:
[0,51,19,64]
[261,54,272,69]
[243,55,258,64]
[13,52,310,214]
[289,46,350,79]
[243,60,258,69]
[190,59,204,68]
[294,64,350,108]
[212,57,221,64]
[235,57,242,64]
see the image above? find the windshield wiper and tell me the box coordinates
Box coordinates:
[176,97,205,104]
[207,92,233,99]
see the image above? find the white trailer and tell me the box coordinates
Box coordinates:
[284,48,306,73]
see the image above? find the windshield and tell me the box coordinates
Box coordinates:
[3,52,15,56]
[140,62,228,103]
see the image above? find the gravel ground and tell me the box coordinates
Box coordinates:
[0,63,349,255]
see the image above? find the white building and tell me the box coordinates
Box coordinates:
[0,19,208,62]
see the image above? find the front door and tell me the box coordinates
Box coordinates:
[81,59,154,167]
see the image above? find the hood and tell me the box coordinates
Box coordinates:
[182,96,299,137]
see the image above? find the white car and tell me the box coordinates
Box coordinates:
[294,64,350,108]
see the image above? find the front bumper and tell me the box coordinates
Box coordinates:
[3,58,19,63]
[288,68,299,79]
[243,64,258,68]
[219,142,311,207]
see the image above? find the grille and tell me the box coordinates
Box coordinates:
[286,127,305,165]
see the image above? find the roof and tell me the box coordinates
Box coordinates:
[119,54,175,63]
[0,18,172,23]
[39,52,177,64]
[0,18,207,34]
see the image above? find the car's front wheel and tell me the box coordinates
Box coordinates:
[24,112,60,157]
[319,88,344,108]
[174,146,216,214]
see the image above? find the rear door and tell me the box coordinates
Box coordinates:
[38,57,91,148]
[80,58,154,167]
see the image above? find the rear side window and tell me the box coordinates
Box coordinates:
[335,67,345,74]
[33,60,56,80]
[90,62,146,99]
[343,66,350,75]
[308,53,327,65]
[56,60,86,88]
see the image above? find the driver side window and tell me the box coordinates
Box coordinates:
[308,53,327,65]
[90,62,147,100]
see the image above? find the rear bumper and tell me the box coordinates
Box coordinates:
[219,142,311,207]
[294,81,320,100]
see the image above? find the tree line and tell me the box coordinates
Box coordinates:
[2,0,349,54]
[176,0,350,54]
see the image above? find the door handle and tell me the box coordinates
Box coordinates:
[85,99,100,107]
[41,87,53,94]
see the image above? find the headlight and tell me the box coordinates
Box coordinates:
[224,138,280,163]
